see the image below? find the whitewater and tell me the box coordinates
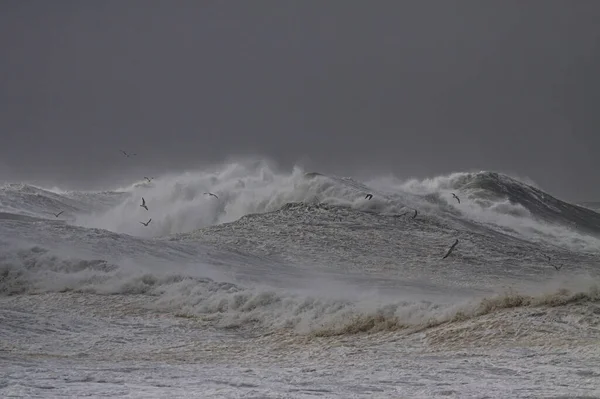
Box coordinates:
[1,160,599,398]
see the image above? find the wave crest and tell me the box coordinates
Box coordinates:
[2,244,598,340]
[313,283,600,337]
[2,163,600,252]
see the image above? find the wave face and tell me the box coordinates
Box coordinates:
[453,171,600,235]
[2,160,600,397]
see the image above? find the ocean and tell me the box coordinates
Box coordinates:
[1,160,599,398]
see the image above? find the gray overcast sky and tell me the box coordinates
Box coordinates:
[1,1,599,200]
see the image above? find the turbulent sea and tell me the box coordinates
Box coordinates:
[1,161,599,398]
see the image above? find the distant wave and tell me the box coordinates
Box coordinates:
[0,183,127,220]
[455,172,600,235]
[369,171,600,232]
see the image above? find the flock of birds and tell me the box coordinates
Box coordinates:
[363,191,461,259]
[363,190,562,270]
[47,150,220,228]
[127,151,219,228]
[42,154,563,269]
[365,193,460,259]
[43,155,463,261]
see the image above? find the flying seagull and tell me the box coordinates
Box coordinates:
[204,192,219,199]
[412,209,418,219]
[121,150,137,157]
[140,218,152,227]
[140,197,148,211]
[144,177,154,183]
[546,255,563,271]
[365,194,373,200]
[452,193,461,204]
[442,239,459,259]
[52,211,64,218]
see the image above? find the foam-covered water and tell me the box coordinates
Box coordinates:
[1,160,599,398]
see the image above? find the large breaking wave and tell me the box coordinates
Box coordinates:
[1,243,598,338]
[2,160,599,243]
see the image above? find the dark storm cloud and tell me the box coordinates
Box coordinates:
[1,0,599,199]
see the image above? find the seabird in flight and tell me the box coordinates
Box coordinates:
[442,239,459,259]
[365,194,373,200]
[204,192,219,199]
[144,177,154,183]
[52,211,64,218]
[140,219,152,227]
[121,150,137,157]
[140,197,148,211]
[452,193,460,204]
[412,209,418,219]
[546,255,562,271]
